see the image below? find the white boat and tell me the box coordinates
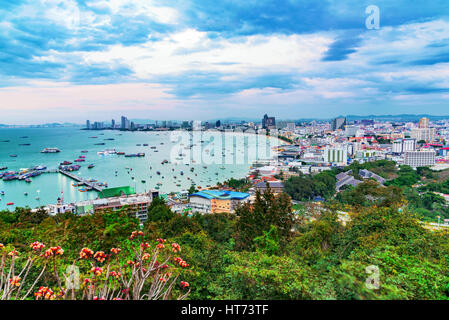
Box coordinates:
[41,147,60,153]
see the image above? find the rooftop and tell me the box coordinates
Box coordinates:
[190,190,250,200]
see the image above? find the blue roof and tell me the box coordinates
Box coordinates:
[190,190,250,200]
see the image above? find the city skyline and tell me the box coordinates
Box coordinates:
[1,1,449,124]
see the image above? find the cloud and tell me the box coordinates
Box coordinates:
[1,0,449,122]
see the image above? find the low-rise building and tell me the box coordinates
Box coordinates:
[189,190,250,214]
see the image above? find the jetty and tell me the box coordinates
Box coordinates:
[58,169,105,192]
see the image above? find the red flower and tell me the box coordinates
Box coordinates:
[156,243,165,249]
[0,243,4,249]
[180,281,189,289]
[8,249,19,258]
[156,238,166,244]
[30,241,45,251]
[79,247,94,259]
[171,243,181,253]
[130,231,144,239]
[109,271,121,279]
[34,286,55,300]
[94,251,107,263]
[90,267,103,277]
[44,246,64,258]
[9,276,21,287]
[140,242,150,250]
[93,296,105,300]
[110,248,121,255]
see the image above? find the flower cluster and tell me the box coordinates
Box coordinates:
[94,251,107,263]
[110,248,121,255]
[9,276,21,287]
[130,231,144,239]
[8,249,19,258]
[79,247,94,259]
[91,267,103,277]
[180,281,189,289]
[34,286,55,300]
[171,243,181,253]
[109,271,121,279]
[142,253,151,261]
[44,246,64,258]
[30,241,45,251]
[0,243,4,249]
[156,238,166,249]
[140,242,150,250]
[93,296,105,300]
[174,257,189,268]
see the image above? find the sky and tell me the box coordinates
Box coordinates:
[0,0,449,124]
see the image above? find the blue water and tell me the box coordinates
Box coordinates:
[0,128,277,210]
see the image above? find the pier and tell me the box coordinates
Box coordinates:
[58,169,105,192]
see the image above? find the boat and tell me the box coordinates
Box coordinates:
[74,159,85,162]
[24,192,28,196]
[41,148,60,153]
[94,143,105,145]
[60,161,72,165]
[156,171,161,175]
[117,152,125,155]
[6,202,14,206]
[88,164,95,169]
[19,143,31,146]
[79,155,86,158]
[10,155,17,157]
[0,166,7,171]
[143,144,149,146]
[141,180,146,183]
[0,191,4,195]
[25,178,32,183]
[81,150,88,153]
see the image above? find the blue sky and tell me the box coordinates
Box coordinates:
[0,0,449,124]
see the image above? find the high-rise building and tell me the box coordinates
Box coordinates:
[216,120,221,128]
[411,128,435,142]
[86,120,90,130]
[323,146,349,165]
[419,117,429,128]
[262,114,276,129]
[331,117,347,131]
[121,116,127,130]
[192,120,202,131]
[111,119,115,128]
[392,138,416,154]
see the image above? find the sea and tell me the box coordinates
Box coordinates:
[0,127,279,210]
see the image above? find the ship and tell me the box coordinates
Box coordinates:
[88,164,95,169]
[60,161,72,165]
[41,148,61,153]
